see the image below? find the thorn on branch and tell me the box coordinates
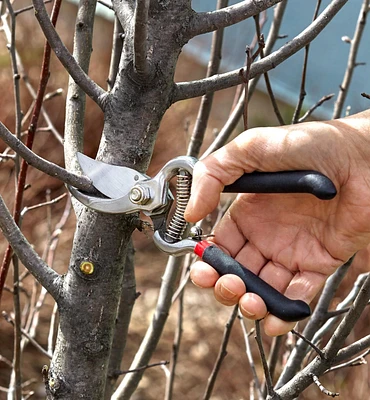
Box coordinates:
[311,374,339,397]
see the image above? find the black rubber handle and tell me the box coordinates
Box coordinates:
[201,245,311,322]
[223,170,336,200]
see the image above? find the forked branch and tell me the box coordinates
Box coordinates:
[174,0,348,102]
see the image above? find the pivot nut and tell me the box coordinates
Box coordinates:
[130,186,151,205]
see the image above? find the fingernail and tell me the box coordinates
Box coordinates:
[220,283,237,300]
[240,304,256,318]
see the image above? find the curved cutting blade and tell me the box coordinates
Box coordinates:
[77,153,147,198]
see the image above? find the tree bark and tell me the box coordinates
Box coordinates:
[45,2,194,398]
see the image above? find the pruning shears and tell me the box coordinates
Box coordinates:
[69,153,337,322]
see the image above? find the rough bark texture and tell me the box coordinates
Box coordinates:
[46,2,194,398]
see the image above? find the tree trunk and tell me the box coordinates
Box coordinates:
[45,2,194,398]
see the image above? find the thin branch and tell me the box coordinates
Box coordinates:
[276,260,353,389]
[253,14,285,125]
[311,374,339,397]
[111,361,169,377]
[14,0,52,16]
[0,0,63,308]
[21,193,67,219]
[262,335,283,398]
[2,311,52,359]
[11,256,22,400]
[133,0,150,77]
[0,196,62,301]
[31,0,107,108]
[173,0,348,102]
[292,0,322,124]
[203,305,238,400]
[239,313,264,400]
[112,256,183,400]
[333,0,370,118]
[333,334,370,364]
[327,348,370,373]
[98,0,114,10]
[107,17,124,90]
[188,0,282,37]
[63,0,99,172]
[291,329,325,359]
[187,0,228,158]
[0,122,93,191]
[273,275,370,399]
[255,320,275,398]
[165,255,191,400]
[312,272,368,346]
[105,243,136,399]
[201,0,285,158]
[298,93,335,123]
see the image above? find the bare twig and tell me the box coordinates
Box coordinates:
[273,275,370,399]
[291,329,325,358]
[105,243,136,399]
[31,0,107,108]
[0,122,93,191]
[133,0,150,77]
[20,193,67,220]
[187,0,228,158]
[298,94,335,122]
[332,334,370,364]
[333,0,370,118]
[255,320,275,398]
[311,374,339,397]
[0,196,62,301]
[276,260,353,388]
[14,0,52,16]
[239,313,264,400]
[312,272,368,346]
[174,0,348,102]
[253,14,285,126]
[201,2,286,158]
[64,0,99,171]
[0,0,63,308]
[111,361,169,377]
[2,312,52,359]
[292,0,322,123]
[203,305,238,400]
[107,17,124,90]
[165,275,184,400]
[188,0,282,37]
[112,256,183,400]
[329,349,370,374]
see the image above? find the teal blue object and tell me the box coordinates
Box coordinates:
[187,0,370,118]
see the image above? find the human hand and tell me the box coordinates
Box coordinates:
[185,110,370,336]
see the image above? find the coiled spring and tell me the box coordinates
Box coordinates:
[164,170,192,243]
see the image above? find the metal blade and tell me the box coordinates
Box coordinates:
[77,153,147,198]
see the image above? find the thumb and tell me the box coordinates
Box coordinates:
[185,124,328,222]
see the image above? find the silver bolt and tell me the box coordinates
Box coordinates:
[129,186,151,204]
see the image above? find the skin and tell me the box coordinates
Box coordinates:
[184,109,370,336]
